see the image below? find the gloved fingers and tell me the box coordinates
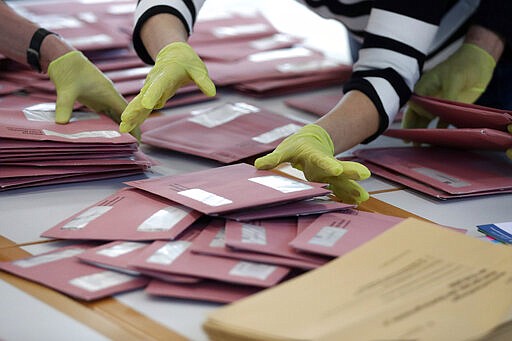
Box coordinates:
[130,125,142,142]
[300,153,344,181]
[507,124,512,134]
[54,90,77,124]
[187,66,216,97]
[79,92,127,124]
[254,150,286,170]
[140,72,186,110]
[401,104,434,130]
[119,94,152,133]
[335,161,371,181]
[327,177,370,205]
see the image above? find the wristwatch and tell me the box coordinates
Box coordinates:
[26,28,58,73]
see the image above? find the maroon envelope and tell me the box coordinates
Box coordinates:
[41,188,202,241]
[289,211,403,257]
[145,278,261,304]
[141,102,305,163]
[359,157,512,199]
[129,231,291,287]
[191,219,325,270]
[190,11,279,46]
[194,33,302,62]
[222,196,353,221]
[384,128,512,150]
[224,218,329,265]
[354,147,512,195]
[205,47,348,86]
[125,163,331,215]
[77,241,200,284]
[410,95,512,131]
[234,71,349,98]
[0,244,149,301]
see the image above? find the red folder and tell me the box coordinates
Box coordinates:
[41,188,202,241]
[141,102,305,163]
[0,244,149,301]
[125,163,331,215]
[384,128,512,151]
[410,95,512,131]
[285,93,344,117]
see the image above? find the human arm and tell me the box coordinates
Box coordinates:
[119,1,215,133]
[256,2,448,203]
[402,24,504,129]
[0,2,129,130]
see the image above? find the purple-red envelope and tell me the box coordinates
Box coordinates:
[354,147,512,195]
[224,218,329,266]
[285,93,344,117]
[410,95,512,131]
[77,241,201,284]
[129,236,291,288]
[289,211,403,257]
[41,188,202,241]
[141,102,304,163]
[125,163,331,215]
[0,244,149,301]
[145,278,261,304]
[191,219,325,270]
[384,128,512,151]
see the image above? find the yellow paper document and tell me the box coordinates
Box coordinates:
[203,218,512,341]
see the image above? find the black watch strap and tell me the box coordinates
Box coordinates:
[27,28,57,73]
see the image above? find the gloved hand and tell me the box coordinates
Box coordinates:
[254,124,371,205]
[402,43,496,129]
[48,50,130,129]
[119,42,216,134]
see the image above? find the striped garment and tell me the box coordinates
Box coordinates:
[132,0,509,140]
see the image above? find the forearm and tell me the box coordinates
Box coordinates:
[464,25,505,62]
[316,90,380,154]
[140,13,189,61]
[0,2,73,73]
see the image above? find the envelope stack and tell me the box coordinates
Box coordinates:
[0,103,152,191]
[190,11,353,97]
[0,163,422,302]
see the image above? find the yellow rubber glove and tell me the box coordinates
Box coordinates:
[402,43,496,129]
[48,51,128,127]
[254,124,371,205]
[119,42,216,134]
[507,124,512,160]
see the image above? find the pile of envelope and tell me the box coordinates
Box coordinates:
[0,103,152,191]
[0,163,422,302]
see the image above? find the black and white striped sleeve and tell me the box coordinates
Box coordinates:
[343,1,449,142]
[133,0,205,64]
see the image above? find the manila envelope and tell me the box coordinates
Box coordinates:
[125,163,331,215]
[0,244,149,301]
[203,218,512,341]
[41,187,202,241]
